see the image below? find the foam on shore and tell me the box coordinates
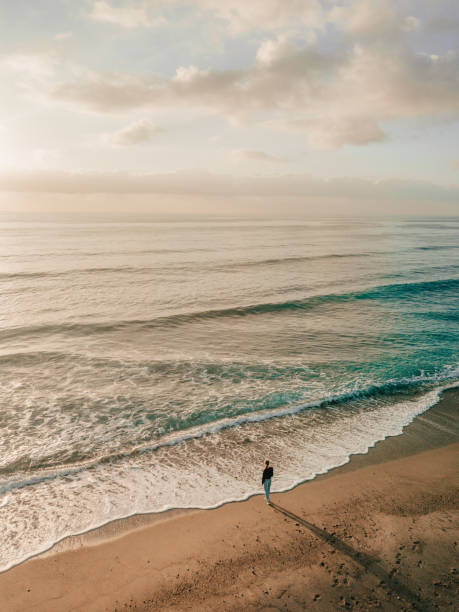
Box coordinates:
[17,385,459,568]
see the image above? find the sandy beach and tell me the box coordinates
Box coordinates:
[3,0,459,607]
[1,388,457,612]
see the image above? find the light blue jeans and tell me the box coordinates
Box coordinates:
[263,478,272,502]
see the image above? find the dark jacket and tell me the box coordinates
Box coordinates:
[262,466,273,484]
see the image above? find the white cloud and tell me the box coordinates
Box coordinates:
[3,53,57,81]
[1,53,61,102]
[110,119,164,145]
[173,65,206,83]
[402,16,420,32]
[89,1,165,29]
[256,36,298,66]
[283,117,386,149]
[55,31,73,41]
[329,0,398,36]
[0,170,457,210]
[231,149,284,163]
[194,0,325,35]
[47,35,459,148]
[4,1,459,151]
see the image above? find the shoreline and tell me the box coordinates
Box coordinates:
[32,384,459,558]
[0,388,457,611]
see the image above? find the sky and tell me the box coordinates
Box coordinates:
[0,0,458,217]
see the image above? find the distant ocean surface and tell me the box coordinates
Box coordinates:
[1,217,458,571]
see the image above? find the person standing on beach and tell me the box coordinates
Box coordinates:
[262,459,274,505]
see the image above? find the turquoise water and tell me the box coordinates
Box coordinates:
[0,217,458,570]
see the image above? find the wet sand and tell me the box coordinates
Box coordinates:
[0,388,458,611]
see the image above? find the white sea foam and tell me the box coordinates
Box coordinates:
[2,368,457,496]
[0,382,456,573]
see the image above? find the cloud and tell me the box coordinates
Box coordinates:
[48,35,459,148]
[3,53,57,81]
[88,1,165,29]
[0,170,457,207]
[110,119,164,145]
[256,36,300,66]
[85,0,324,34]
[194,0,325,34]
[402,16,420,33]
[231,149,284,163]
[282,117,386,149]
[55,32,73,41]
[1,53,61,101]
[329,0,398,36]
[52,64,243,113]
[328,0,422,38]
[5,1,459,150]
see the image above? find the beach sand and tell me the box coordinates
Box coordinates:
[1,389,458,611]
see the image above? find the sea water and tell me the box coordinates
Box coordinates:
[0,217,458,570]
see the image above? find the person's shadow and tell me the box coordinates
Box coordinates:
[270,502,432,612]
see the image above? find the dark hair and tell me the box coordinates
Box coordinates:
[264,459,269,466]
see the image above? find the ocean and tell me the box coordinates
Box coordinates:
[0,217,458,571]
